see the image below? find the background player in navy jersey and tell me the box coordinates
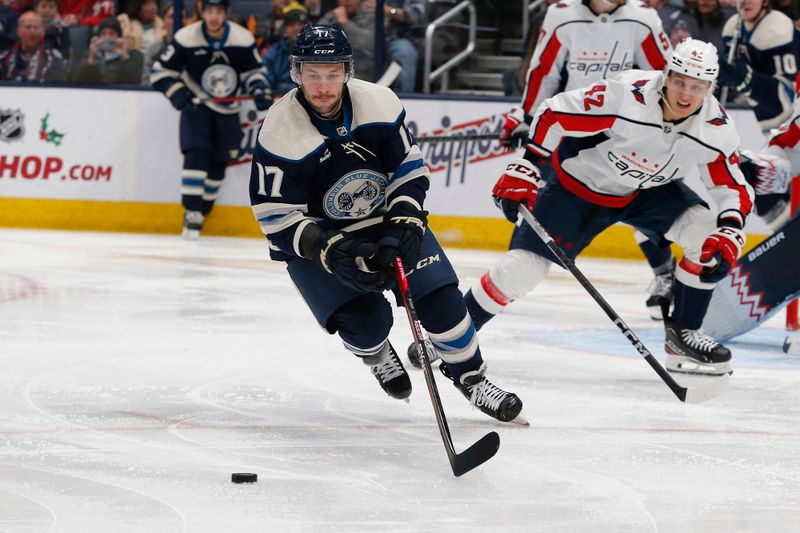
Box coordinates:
[469,39,754,377]
[248,24,524,423]
[151,0,271,239]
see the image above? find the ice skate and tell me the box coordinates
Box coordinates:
[444,363,526,424]
[182,210,204,240]
[646,265,674,320]
[406,339,440,369]
[665,320,732,375]
[363,342,412,401]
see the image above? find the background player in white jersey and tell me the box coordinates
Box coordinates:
[499,0,671,150]
[249,25,523,423]
[467,38,754,376]
[151,0,271,239]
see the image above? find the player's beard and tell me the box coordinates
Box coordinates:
[310,92,343,120]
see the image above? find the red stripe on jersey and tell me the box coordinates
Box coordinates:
[769,119,800,149]
[678,257,704,276]
[531,110,615,149]
[480,273,510,306]
[640,33,667,70]
[707,154,753,216]
[522,34,562,115]
[553,150,639,208]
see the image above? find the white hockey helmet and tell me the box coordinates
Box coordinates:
[666,38,719,82]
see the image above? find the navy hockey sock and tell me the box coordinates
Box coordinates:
[639,240,674,275]
[202,162,227,216]
[182,150,211,212]
[327,293,393,356]
[464,289,494,332]
[671,280,713,330]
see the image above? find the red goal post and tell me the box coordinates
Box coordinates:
[788,174,799,331]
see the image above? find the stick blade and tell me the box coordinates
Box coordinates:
[450,431,500,477]
[680,373,730,404]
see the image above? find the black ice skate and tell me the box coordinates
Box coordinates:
[646,265,675,321]
[182,210,204,240]
[363,342,412,400]
[406,339,440,369]
[443,363,525,424]
[664,320,732,376]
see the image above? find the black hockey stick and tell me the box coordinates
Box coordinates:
[518,206,729,404]
[416,133,501,144]
[393,257,500,476]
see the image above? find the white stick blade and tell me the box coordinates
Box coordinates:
[682,373,730,404]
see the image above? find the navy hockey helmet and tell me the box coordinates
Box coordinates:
[202,0,230,10]
[290,24,354,84]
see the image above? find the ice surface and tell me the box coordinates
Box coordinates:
[1,229,798,532]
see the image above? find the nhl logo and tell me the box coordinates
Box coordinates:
[663,124,672,133]
[336,125,348,137]
[0,108,25,143]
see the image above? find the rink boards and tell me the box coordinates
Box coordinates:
[0,85,770,257]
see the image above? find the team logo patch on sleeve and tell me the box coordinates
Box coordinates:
[324,170,388,219]
[631,80,648,104]
[201,64,238,98]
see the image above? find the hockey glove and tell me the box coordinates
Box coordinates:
[492,158,543,223]
[376,201,428,272]
[168,87,193,111]
[499,107,531,149]
[307,229,394,292]
[699,224,746,283]
[252,87,273,111]
[739,149,792,196]
[717,59,753,92]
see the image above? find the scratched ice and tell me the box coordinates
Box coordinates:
[1,229,798,532]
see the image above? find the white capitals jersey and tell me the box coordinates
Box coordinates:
[765,97,800,172]
[526,69,754,224]
[521,0,671,117]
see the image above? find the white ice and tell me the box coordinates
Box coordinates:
[1,229,798,533]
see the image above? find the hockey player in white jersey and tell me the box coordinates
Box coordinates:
[467,38,754,376]
[499,0,671,149]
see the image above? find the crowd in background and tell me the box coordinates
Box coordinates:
[1,0,800,93]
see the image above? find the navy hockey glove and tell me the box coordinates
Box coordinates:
[168,87,193,111]
[307,229,394,292]
[252,87,273,112]
[377,202,428,272]
[499,107,531,149]
[717,59,753,92]
[492,158,543,222]
[699,224,745,283]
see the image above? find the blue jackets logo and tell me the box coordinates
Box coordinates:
[201,64,238,97]
[325,169,388,219]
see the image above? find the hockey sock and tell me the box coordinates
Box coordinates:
[202,162,227,216]
[638,239,674,275]
[181,149,211,212]
[671,279,713,330]
[464,289,494,331]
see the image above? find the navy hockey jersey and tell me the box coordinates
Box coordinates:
[150,20,268,115]
[250,79,430,262]
[722,10,800,130]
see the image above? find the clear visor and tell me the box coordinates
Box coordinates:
[290,58,354,85]
[664,74,712,97]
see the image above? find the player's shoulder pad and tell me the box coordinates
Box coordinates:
[750,10,795,51]
[622,1,663,30]
[224,21,257,47]
[173,21,205,48]
[691,98,740,154]
[257,90,326,161]
[542,0,583,30]
[348,78,404,129]
[721,13,739,38]
[609,69,663,104]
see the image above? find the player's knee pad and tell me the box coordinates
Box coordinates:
[471,249,551,315]
[666,205,717,290]
[183,149,211,173]
[415,284,478,364]
[328,293,392,357]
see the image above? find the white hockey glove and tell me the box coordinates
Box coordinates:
[740,149,792,196]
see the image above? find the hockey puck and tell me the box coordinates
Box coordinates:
[231,473,257,484]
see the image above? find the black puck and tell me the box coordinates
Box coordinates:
[231,472,257,484]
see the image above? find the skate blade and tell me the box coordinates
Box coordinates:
[784,335,800,356]
[666,355,732,376]
[508,413,530,427]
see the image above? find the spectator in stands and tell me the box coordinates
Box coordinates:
[34,0,71,60]
[263,3,307,94]
[665,0,730,52]
[318,0,374,80]
[60,0,115,29]
[74,15,143,84]
[0,1,20,51]
[383,0,426,93]
[0,10,66,81]
[251,0,290,48]
[503,0,556,96]
[144,2,183,76]
[118,0,163,54]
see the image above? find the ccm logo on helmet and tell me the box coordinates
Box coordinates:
[314,50,335,54]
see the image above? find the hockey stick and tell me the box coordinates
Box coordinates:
[393,257,500,476]
[416,133,501,144]
[719,0,743,106]
[191,95,255,105]
[518,206,730,404]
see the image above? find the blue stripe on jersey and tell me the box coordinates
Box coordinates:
[182,178,205,186]
[392,158,424,182]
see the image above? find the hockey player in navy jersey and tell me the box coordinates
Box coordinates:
[249,25,523,423]
[151,0,270,239]
[468,38,754,377]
